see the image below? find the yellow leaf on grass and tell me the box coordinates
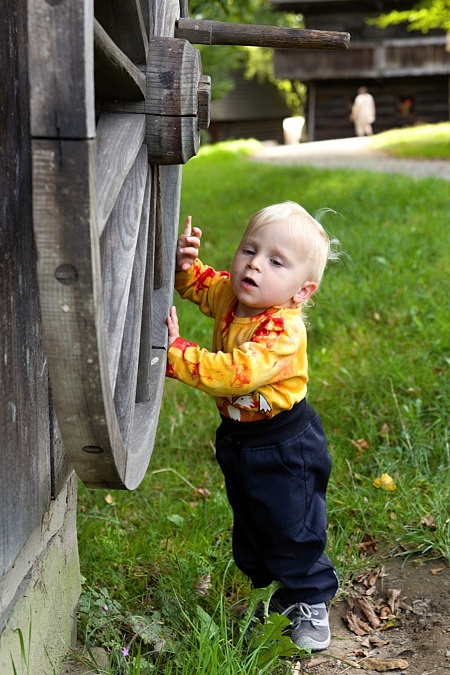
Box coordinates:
[373,474,396,491]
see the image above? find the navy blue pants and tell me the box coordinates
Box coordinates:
[215,399,338,605]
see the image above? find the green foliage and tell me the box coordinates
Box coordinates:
[77,131,449,672]
[188,0,305,107]
[370,0,450,32]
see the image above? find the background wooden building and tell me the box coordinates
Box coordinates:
[271,0,450,140]
[209,70,291,144]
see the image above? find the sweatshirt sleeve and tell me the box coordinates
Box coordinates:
[166,318,303,398]
[175,259,230,319]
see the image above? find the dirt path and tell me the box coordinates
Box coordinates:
[301,555,450,674]
[251,136,450,181]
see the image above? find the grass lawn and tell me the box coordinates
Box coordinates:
[75,133,449,673]
[371,121,450,159]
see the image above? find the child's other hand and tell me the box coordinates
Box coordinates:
[166,305,180,348]
[176,215,202,271]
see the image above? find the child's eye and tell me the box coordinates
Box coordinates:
[270,258,283,267]
[242,247,254,255]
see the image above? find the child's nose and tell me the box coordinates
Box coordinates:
[247,254,262,270]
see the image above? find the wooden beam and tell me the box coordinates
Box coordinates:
[175,18,350,50]
[28,0,95,139]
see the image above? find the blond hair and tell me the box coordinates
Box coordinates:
[243,201,339,285]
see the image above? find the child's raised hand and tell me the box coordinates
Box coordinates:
[176,216,202,271]
[166,305,180,348]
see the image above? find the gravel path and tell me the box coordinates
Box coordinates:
[251,136,450,181]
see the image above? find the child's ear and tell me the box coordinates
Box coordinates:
[293,281,318,304]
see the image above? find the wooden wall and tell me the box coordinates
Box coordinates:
[307,75,449,141]
[1,0,73,655]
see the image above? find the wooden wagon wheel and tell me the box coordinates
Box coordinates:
[29,0,349,490]
[29,0,201,489]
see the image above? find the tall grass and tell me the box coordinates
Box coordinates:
[76,138,449,673]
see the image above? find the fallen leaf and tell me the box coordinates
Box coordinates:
[373,473,396,491]
[430,566,445,575]
[386,588,401,614]
[355,566,381,593]
[421,514,436,529]
[345,596,381,635]
[105,494,114,504]
[194,572,212,596]
[358,535,378,557]
[352,438,371,452]
[378,423,390,436]
[360,656,409,671]
[193,487,212,499]
[381,616,402,630]
[345,612,373,636]
[369,635,389,647]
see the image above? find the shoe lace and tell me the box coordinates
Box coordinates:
[280,602,316,629]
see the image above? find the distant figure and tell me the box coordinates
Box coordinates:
[350,86,376,137]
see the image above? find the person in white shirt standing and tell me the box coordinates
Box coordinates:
[350,86,376,136]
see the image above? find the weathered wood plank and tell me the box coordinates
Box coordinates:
[95,0,148,65]
[175,18,350,50]
[114,163,151,448]
[94,19,146,102]
[101,145,148,394]
[1,0,52,576]
[32,138,126,489]
[96,112,146,235]
[150,0,179,38]
[151,164,181,348]
[127,349,166,488]
[136,167,158,403]
[28,0,95,139]
[146,38,201,116]
[146,115,200,164]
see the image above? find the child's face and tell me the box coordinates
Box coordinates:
[230,222,317,317]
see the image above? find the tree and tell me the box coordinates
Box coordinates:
[372,0,450,33]
[188,0,306,113]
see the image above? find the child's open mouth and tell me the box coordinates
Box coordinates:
[242,276,257,287]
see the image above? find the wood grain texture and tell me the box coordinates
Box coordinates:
[175,18,350,50]
[114,162,151,448]
[1,0,53,576]
[96,112,146,235]
[150,164,181,349]
[28,0,95,139]
[32,138,126,488]
[101,145,148,394]
[136,167,158,403]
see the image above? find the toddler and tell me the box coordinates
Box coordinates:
[166,202,339,650]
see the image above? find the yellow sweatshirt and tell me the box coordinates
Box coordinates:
[166,259,309,422]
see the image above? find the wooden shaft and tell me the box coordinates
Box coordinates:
[175,18,350,50]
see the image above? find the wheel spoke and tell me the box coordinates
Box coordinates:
[96,112,146,235]
[94,19,146,101]
[95,0,148,64]
[101,145,148,394]
[136,166,158,403]
[114,162,152,447]
[150,165,181,349]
